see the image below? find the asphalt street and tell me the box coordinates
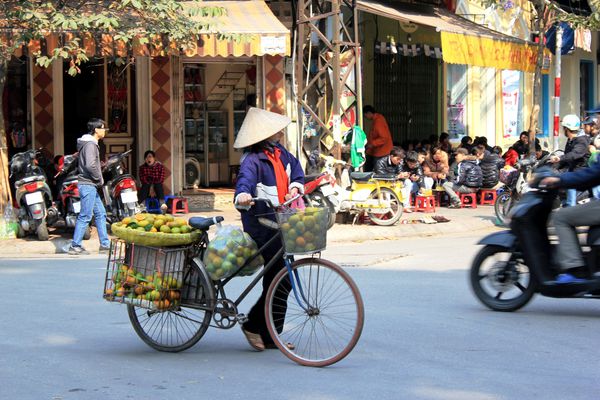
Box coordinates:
[1,233,599,400]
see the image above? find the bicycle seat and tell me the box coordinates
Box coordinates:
[350,172,373,181]
[189,216,224,230]
[372,174,397,181]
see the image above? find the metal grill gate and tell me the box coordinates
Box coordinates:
[374,52,440,145]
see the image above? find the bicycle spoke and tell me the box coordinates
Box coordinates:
[267,259,363,366]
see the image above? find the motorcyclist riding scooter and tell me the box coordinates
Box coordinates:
[470,153,600,312]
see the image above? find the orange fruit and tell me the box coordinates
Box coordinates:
[295,237,306,247]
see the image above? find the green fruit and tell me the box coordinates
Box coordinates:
[144,224,153,231]
[136,227,145,231]
[221,261,234,272]
[180,225,191,234]
[160,225,171,233]
[171,227,181,234]
[127,222,139,229]
[226,253,237,264]
[237,257,245,266]
[295,221,305,233]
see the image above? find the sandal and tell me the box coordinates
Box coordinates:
[241,327,265,351]
[265,342,296,350]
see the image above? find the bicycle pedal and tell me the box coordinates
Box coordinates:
[236,313,248,323]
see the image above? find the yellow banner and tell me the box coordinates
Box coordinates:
[441,32,547,73]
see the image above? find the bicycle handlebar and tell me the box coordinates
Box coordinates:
[250,194,302,209]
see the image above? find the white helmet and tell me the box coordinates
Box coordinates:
[561,114,581,131]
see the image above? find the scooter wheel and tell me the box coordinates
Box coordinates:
[470,245,537,312]
[36,221,49,241]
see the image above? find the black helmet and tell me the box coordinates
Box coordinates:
[582,115,599,126]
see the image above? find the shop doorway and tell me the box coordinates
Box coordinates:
[374,53,440,145]
[3,58,30,159]
[63,60,105,154]
[183,62,254,188]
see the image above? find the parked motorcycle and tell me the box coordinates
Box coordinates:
[101,150,140,223]
[303,154,404,226]
[303,155,345,229]
[53,154,90,239]
[9,149,56,240]
[470,166,600,312]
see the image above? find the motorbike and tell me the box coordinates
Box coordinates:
[101,149,140,224]
[303,154,404,226]
[9,149,57,240]
[340,172,404,226]
[303,155,345,229]
[470,166,600,312]
[53,154,91,239]
[495,150,587,225]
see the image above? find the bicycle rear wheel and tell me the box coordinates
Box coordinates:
[127,260,214,352]
[265,258,364,367]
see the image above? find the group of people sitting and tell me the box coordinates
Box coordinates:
[364,111,600,212]
[369,140,505,211]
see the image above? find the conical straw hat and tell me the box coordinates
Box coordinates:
[233,107,291,149]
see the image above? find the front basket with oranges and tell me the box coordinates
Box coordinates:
[103,239,187,312]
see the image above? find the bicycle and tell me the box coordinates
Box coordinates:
[103,197,365,367]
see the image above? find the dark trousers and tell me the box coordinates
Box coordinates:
[138,183,165,204]
[243,247,291,345]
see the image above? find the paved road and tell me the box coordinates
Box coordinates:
[1,233,599,400]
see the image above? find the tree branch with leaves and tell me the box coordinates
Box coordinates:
[0,0,242,208]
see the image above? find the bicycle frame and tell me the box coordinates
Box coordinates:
[183,221,314,320]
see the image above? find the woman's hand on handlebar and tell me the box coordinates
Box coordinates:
[236,193,254,206]
[284,187,299,201]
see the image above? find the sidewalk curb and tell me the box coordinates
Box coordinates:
[0,207,502,259]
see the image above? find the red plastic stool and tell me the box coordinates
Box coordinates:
[460,193,477,208]
[414,195,436,213]
[165,196,189,214]
[479,189,497,205]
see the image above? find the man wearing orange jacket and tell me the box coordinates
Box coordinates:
[363,105,393,172]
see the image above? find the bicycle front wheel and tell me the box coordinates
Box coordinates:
[265,258,364,367]
[127,261,214,352]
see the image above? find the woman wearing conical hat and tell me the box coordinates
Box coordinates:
[234,107,304,351]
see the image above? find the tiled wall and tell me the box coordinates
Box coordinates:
[264,55,286,114]
[151,57,172,195]
[32,65,54,155]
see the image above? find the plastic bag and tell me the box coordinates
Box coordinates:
[203,225,264,281]
[0,205,19,240]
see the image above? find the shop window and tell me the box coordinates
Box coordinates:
[501,70,524,140]
[107,62,129,134]
[447,64,468,138]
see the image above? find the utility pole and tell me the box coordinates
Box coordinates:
[553,25,563,151]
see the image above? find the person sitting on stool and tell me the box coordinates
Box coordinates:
[138,150,167,212]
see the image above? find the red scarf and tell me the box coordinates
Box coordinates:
[264,147,289,204]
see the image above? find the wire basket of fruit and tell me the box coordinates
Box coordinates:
[103,239,186,311]
[111,213,201,247]
[276,206,329,255]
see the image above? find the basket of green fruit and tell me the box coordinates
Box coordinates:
[276,206,329,255]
